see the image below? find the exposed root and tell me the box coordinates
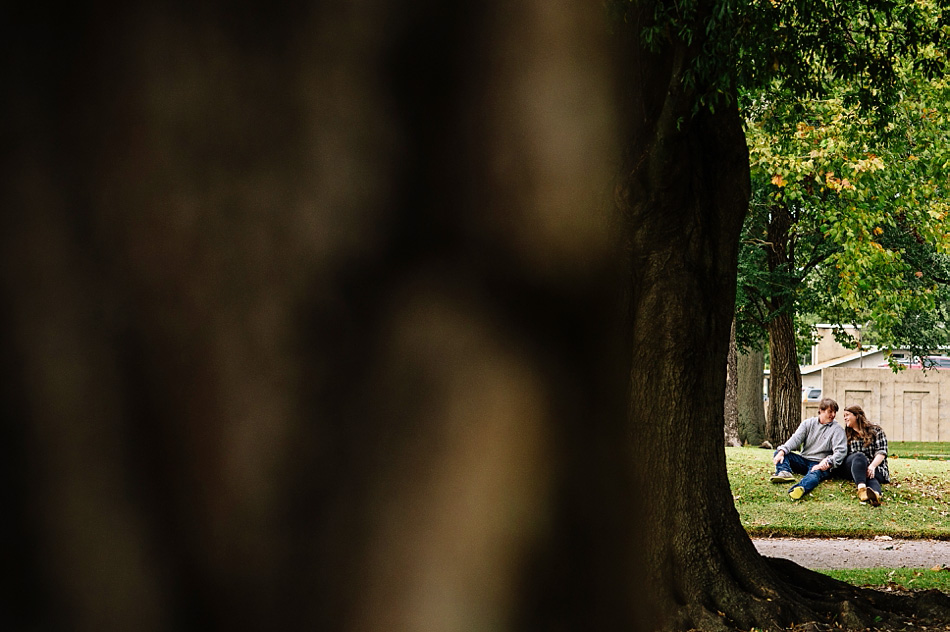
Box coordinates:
[663,557,950,631]
[763,557,950,631]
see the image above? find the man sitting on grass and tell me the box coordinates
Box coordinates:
[769,397,847,501]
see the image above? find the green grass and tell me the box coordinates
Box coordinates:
[824,567,950,592]
[889,441,950,460]
[728,444,950,592]
[726,446,950,539]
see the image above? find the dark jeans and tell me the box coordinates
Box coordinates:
[833,452,885,495]
[773,450,833,495]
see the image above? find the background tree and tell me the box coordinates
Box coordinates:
[725,320,742,446]
[739,69,950,442]
[737,347,767,446]
[817,72,950,364]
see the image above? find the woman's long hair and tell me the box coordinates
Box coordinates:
[845,405,878,447]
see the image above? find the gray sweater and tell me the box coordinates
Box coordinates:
[777,416,847,468]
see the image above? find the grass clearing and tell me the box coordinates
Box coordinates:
[726,446,950,539]
[889,441,950,460]
[728,444,950,593]
[821,567,950,592]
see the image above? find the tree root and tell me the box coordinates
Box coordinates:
[661,557,950,631]
[764,557,950,630]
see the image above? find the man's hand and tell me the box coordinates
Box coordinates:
[773,451,785,465]
[810,460,830,472]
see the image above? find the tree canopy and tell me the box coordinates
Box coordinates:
[738,61,950,423]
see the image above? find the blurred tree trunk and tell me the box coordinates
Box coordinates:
[738,347,767,446]
[2,2,643,630]
[724,319,741,446]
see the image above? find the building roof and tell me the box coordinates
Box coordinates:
[800,347,883,376]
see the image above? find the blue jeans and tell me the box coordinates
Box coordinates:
[774,450,833,495]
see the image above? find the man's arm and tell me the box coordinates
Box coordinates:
[776,420,809,457]
[829,425,847,468]
[807,423,845,471]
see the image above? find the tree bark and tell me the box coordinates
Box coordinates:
[766,314,804,443]
[724,319,741,446]
[761,203,804,443]
[616,4,787,626]
[737,347,767,446]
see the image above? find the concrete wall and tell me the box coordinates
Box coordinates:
[814,367,950,441]
[812,327,858,365]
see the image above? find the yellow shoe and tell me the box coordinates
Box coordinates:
[857,487,868,502]
[789,486,805,500]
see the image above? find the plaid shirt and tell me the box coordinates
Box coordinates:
[847,425,890,483]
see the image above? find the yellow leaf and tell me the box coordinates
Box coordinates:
[771,174,786,187]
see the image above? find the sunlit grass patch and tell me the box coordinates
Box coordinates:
[727,446,950,538]
[822,566,950,592]
[889,441,950,460]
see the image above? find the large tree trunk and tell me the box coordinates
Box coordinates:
[616,3,783,625]
[737,347,767,446]
[618,38,782,632]
[616,2,950,630]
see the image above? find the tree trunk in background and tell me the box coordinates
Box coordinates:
[738,347,767,446]
[766,314,803,444]
[2,3,641,631]
[763,203,803,443]
[724,320,741,446]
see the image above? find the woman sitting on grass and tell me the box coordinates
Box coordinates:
[838,405,890,506]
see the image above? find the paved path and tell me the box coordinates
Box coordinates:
[753,537,950,569]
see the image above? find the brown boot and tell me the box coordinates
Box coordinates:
[857,486,868,503]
